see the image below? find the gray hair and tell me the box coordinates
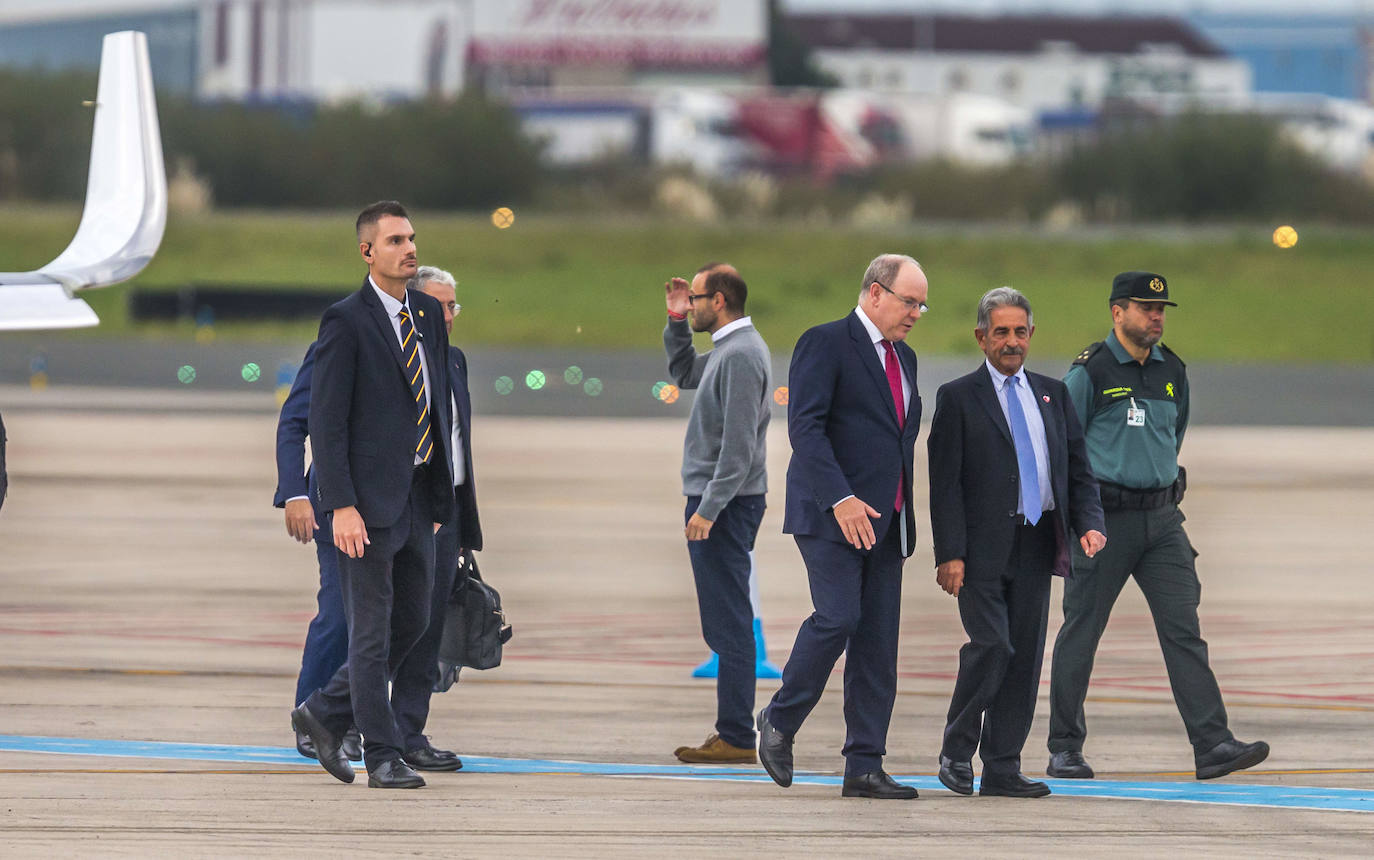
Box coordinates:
[407,265,456,292]
[859,253,921,301]
[976,286,1033,330]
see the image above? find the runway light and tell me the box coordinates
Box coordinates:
[1273,225,1298,249]
[494,376,514,395]
[491,207,515,229]
[774,386,789,405]
[526,370,546,390]
[564,366,584,385]
[583,377,603,396]
[241,362,261,382]
[177,365,197,384]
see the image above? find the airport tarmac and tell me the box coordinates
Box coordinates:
[0,401,1371,856]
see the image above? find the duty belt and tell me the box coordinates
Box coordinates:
[1099,467,1186,512]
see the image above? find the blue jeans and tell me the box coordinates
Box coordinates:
[686,494,766,749]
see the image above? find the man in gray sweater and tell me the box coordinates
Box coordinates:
[664,262,772,764]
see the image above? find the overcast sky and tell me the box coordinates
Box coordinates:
[783,0,1370,14]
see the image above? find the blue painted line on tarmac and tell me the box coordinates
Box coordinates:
[1,734,1370,813]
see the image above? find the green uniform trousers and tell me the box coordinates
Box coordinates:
[1048,504,1233,755]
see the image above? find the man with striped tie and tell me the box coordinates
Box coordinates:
[291,200,455,790]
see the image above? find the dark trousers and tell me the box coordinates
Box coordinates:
[685,493,765,749]
[767,524,904,777]
[392,490,467,752]
[305,468,436,771]
[294,536,348,707]
[941,519,1054,777]
[1048,505,1231,756]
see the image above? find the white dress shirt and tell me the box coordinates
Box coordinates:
[854,305,911,412]
[984,359,1055,514]
[450,387,466,487]
[370,277,433,466]
[711,315,754,343]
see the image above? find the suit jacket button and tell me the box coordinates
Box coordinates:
[1008,510,1016,517]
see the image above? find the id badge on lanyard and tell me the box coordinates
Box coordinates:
[1126,396,1145,427]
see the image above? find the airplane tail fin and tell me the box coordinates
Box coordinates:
[0,30,167,331]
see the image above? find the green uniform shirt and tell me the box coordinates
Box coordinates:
[1064,330,1189,490]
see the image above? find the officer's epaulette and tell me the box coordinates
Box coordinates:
[1158,342,1186,367]
[1071,341,1105,366]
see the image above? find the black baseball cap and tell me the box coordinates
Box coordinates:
[1110,271,1176,306]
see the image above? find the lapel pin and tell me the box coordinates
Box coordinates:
[1042,395,1050,403]
[418,309,425,317]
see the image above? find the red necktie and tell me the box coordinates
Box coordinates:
[882,340,904,511]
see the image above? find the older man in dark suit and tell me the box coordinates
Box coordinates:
[388,265,482,772]
[291,201,454,789]
[927,286,1105,798]
[757,253,927,800]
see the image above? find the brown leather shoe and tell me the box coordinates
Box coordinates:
[674,733,758,764]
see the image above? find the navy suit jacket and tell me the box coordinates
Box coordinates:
[272,341,330,542]
[446,344,483,551]
[308,279,454,529]
[926,365,1103,579]
[782,311,922,556]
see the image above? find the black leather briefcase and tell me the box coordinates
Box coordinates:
[435,553,512,691]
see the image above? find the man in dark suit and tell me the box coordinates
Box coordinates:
[927,287,1106,798]
[388,265,483,772]
[758,254,927,800]
[273,341,360,763]
[291,201,454,790]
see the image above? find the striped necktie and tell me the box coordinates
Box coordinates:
[397,307,433,464]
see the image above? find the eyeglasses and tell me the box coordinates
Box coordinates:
[875,281,928,314]
[440,302,461,316]
[687,292,715,302]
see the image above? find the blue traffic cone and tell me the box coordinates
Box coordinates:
[754,616,782,679]
[690,617,781,679]
[691,652,719,678]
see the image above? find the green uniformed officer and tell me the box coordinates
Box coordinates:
[1046,271,1269,781]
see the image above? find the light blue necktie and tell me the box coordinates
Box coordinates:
[1005,375,1042,525]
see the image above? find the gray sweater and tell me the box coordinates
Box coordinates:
[664,317,771,521]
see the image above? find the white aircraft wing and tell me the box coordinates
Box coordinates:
[0,30,167,331]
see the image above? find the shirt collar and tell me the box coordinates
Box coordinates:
[984,357,1029,392]
[711,316,753,343]
[854,304,884,345]
[1106,329,1164,364]
[369,275,409,318]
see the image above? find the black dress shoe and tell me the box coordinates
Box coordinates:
[756,708,793,788]
[1195,738,1269,780]
[979,772,1051,798]
[1047,750,1094,779]
[290,703,354,784]
[367,758,426,789]
[938,755,974,795]
[842,770,918,799]
[295,727,317,760]
[404,745,463,772]
[341,727,362,762]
